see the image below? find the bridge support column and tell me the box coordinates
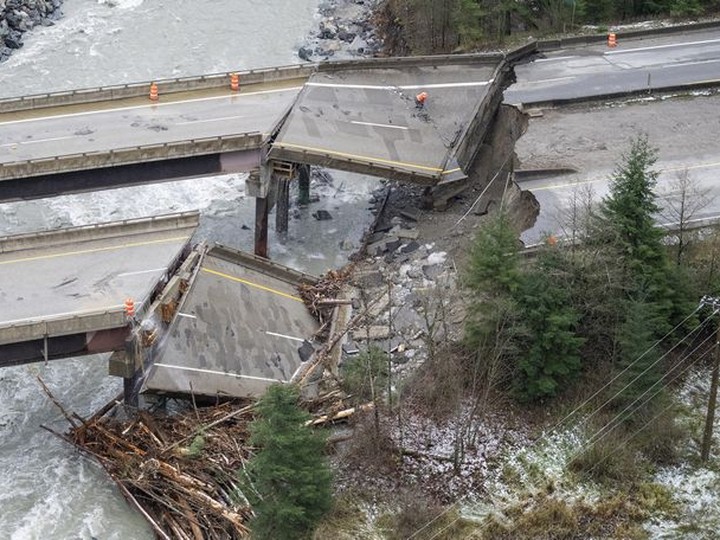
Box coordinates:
[275,177,290,234]
[298,164,311,205]
[109,336,142,407]
[255,197,269,258]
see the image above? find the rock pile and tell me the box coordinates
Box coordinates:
[299,0,382,62]
[0,0,62,62]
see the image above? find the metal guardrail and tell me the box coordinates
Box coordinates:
[318,52,504,72]
[0,132,264,180]
[0,211,200,254]
[535,19,720,52]
[0,64,318,113]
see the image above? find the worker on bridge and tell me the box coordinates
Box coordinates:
[415,91,428,109]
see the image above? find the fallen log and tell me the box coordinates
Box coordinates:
[308,403,374,426]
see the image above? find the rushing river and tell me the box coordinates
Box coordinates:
[0,1,379,537]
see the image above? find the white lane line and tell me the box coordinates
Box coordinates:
[177,114,245,125]
[517,75,576,85]
[0,86,303,127]
[116,267,166,278]
[153,363,287,383]
[307,80,493,91]
[534,55,576,63]
[0,135,77,148]
[177,312,197,320]
[350,120,409,131]
[265,330,305,343]
[660,58,720,69]
[605,37,720,56]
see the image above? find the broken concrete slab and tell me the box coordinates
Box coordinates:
[396,229,419,240]
[400,208,421,222]
[353,326,391,341]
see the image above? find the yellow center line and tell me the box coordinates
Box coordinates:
[274,141,443,174]
[0,236,189,265]
[202,267,303,303]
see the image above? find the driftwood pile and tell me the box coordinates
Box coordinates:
[298,265,353,338]
[40,378,369,539]
[41,381,256,539]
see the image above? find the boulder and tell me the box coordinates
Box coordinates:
[4,29,23,49]
[298,46,313,62]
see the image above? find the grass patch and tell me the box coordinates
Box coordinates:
[482,480,678,540]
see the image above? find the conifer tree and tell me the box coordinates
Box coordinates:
[464,209,522,357]
[598,135,673,335]
[242,384,332,540]
[513,249,585,401]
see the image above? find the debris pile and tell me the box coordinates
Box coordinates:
[42,385,256,539]
[40,377,365,539]
[298,265,353,333]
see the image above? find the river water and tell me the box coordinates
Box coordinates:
[0,1,379,537]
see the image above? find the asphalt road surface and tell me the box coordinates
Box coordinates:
[0,220,195,329]
[273,64,496,178]
[514,90,720,247]
[0,82,302,165]
[505,30,720,105]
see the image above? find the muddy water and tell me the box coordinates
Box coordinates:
[0,1,380,537]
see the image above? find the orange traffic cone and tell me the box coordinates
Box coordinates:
[230,73,240,92]
[607,33,617,48]
[124,298,136,319]
[149,82,159,101]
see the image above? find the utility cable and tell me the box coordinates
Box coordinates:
[405,304,707,540]
[580,345,714,479]
[546,305,703,436]
[576,326,715,456]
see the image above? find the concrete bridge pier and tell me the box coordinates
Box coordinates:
[248,160,306,257]
[255,196,269,259]
[275,177,290,235]
[298,164,311,206]
[109,334,143,407]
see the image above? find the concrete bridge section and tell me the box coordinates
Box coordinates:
[142,244,321,400]
[0,53,509,257]
[0,212,199,367]
[268,55,504,184]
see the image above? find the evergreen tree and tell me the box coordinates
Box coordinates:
[466,209,521,298]
[513,249,586,401]
[242,384,332,540]
[598,135,673,335]
[464,209,523,393]
[611,299,664,416]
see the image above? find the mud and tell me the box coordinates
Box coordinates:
[516,90,720,173]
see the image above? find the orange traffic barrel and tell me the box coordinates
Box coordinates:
[608,33,617,47]
[124,298,136,319]
[230,73,240,91]
[149,82,159,101]
[416,91,428,104]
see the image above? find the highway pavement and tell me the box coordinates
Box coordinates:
[0,82,302,165]
[505,30,720,105]
[520,159,720,245]
[271,63,497,180]
[143,245,319,399]
[0,214,197,339]
[515,91,720,246]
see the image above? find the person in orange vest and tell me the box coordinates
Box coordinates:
[415,91,428,109]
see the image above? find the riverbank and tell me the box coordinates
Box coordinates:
[0,0,62,62]
[298,0,382,62]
